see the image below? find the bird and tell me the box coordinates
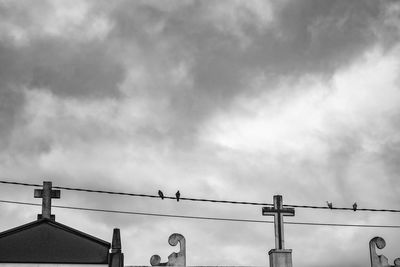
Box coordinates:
[326,201,333,209]
[175,190,180,202]
[158,190,164,200]
[353,202,357,211]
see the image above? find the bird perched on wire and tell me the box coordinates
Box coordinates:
[158,190,164,200]
[175,190,180,202]
[326,201,333,209]
[353,202,357,211]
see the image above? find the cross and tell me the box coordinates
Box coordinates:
[262,195,295,250]
[34,181,60,220]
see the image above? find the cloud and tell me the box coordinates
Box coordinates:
[1,0,398,146]
[100,0,398,146]
[0,0,125,144]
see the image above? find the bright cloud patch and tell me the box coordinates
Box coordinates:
[202,47,400,157]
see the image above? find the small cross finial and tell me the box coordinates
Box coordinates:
[34,181,60,220]
[262,195,295,250]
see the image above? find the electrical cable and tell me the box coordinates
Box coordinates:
[0,199,399,228]
[1,180,399,213]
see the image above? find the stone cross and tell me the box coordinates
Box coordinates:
[262,195,294,250]
[34,181,60,220]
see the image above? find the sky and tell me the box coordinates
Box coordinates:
[0,1,400,267]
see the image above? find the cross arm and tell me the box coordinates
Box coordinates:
[262,207,295,216]
[34,189,61,198]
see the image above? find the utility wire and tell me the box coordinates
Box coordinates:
[55,185,267,205]
[1,180,400,213]
[0,180,41,187]
[0,199,399,228]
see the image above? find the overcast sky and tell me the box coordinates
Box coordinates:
[1,1,400,267]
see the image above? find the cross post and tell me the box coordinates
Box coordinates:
[34,181,60,220]
[262,195,294,250]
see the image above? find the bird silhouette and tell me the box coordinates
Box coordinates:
[326,201,333,209]
[353,202,357,211]
[175,190,180,202]
[158,190,164,200]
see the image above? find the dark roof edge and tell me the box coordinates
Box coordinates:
[0,260,109,264]
[0,218,111,248]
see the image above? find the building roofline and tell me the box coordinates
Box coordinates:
[0,218,110,248]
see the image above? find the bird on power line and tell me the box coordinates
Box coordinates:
[353,202,357,211]
[326,201,333,209]
[176,190,180,202]
[158,190,164,200]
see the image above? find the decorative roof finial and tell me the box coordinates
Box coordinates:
[34,181,60,220]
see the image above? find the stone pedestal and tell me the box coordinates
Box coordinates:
[268,249,293,267]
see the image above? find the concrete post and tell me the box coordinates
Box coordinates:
[269,249,293,267]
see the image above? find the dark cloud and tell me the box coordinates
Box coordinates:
[0,38,125,99]
[0,1,125,148]
[26,39,124,98]
[270,0,382,70]
[1,0,397,145]
[0,43,26,145]
[0,86,24,146]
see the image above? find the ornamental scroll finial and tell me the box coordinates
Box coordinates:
[370,237,400,267]
[150,233,186,267]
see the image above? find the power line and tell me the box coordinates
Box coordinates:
[0,199,399,228]
[54,185,268,205]
[1,179,400,213]
[0,180,271,205]
[0,180,41,187]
